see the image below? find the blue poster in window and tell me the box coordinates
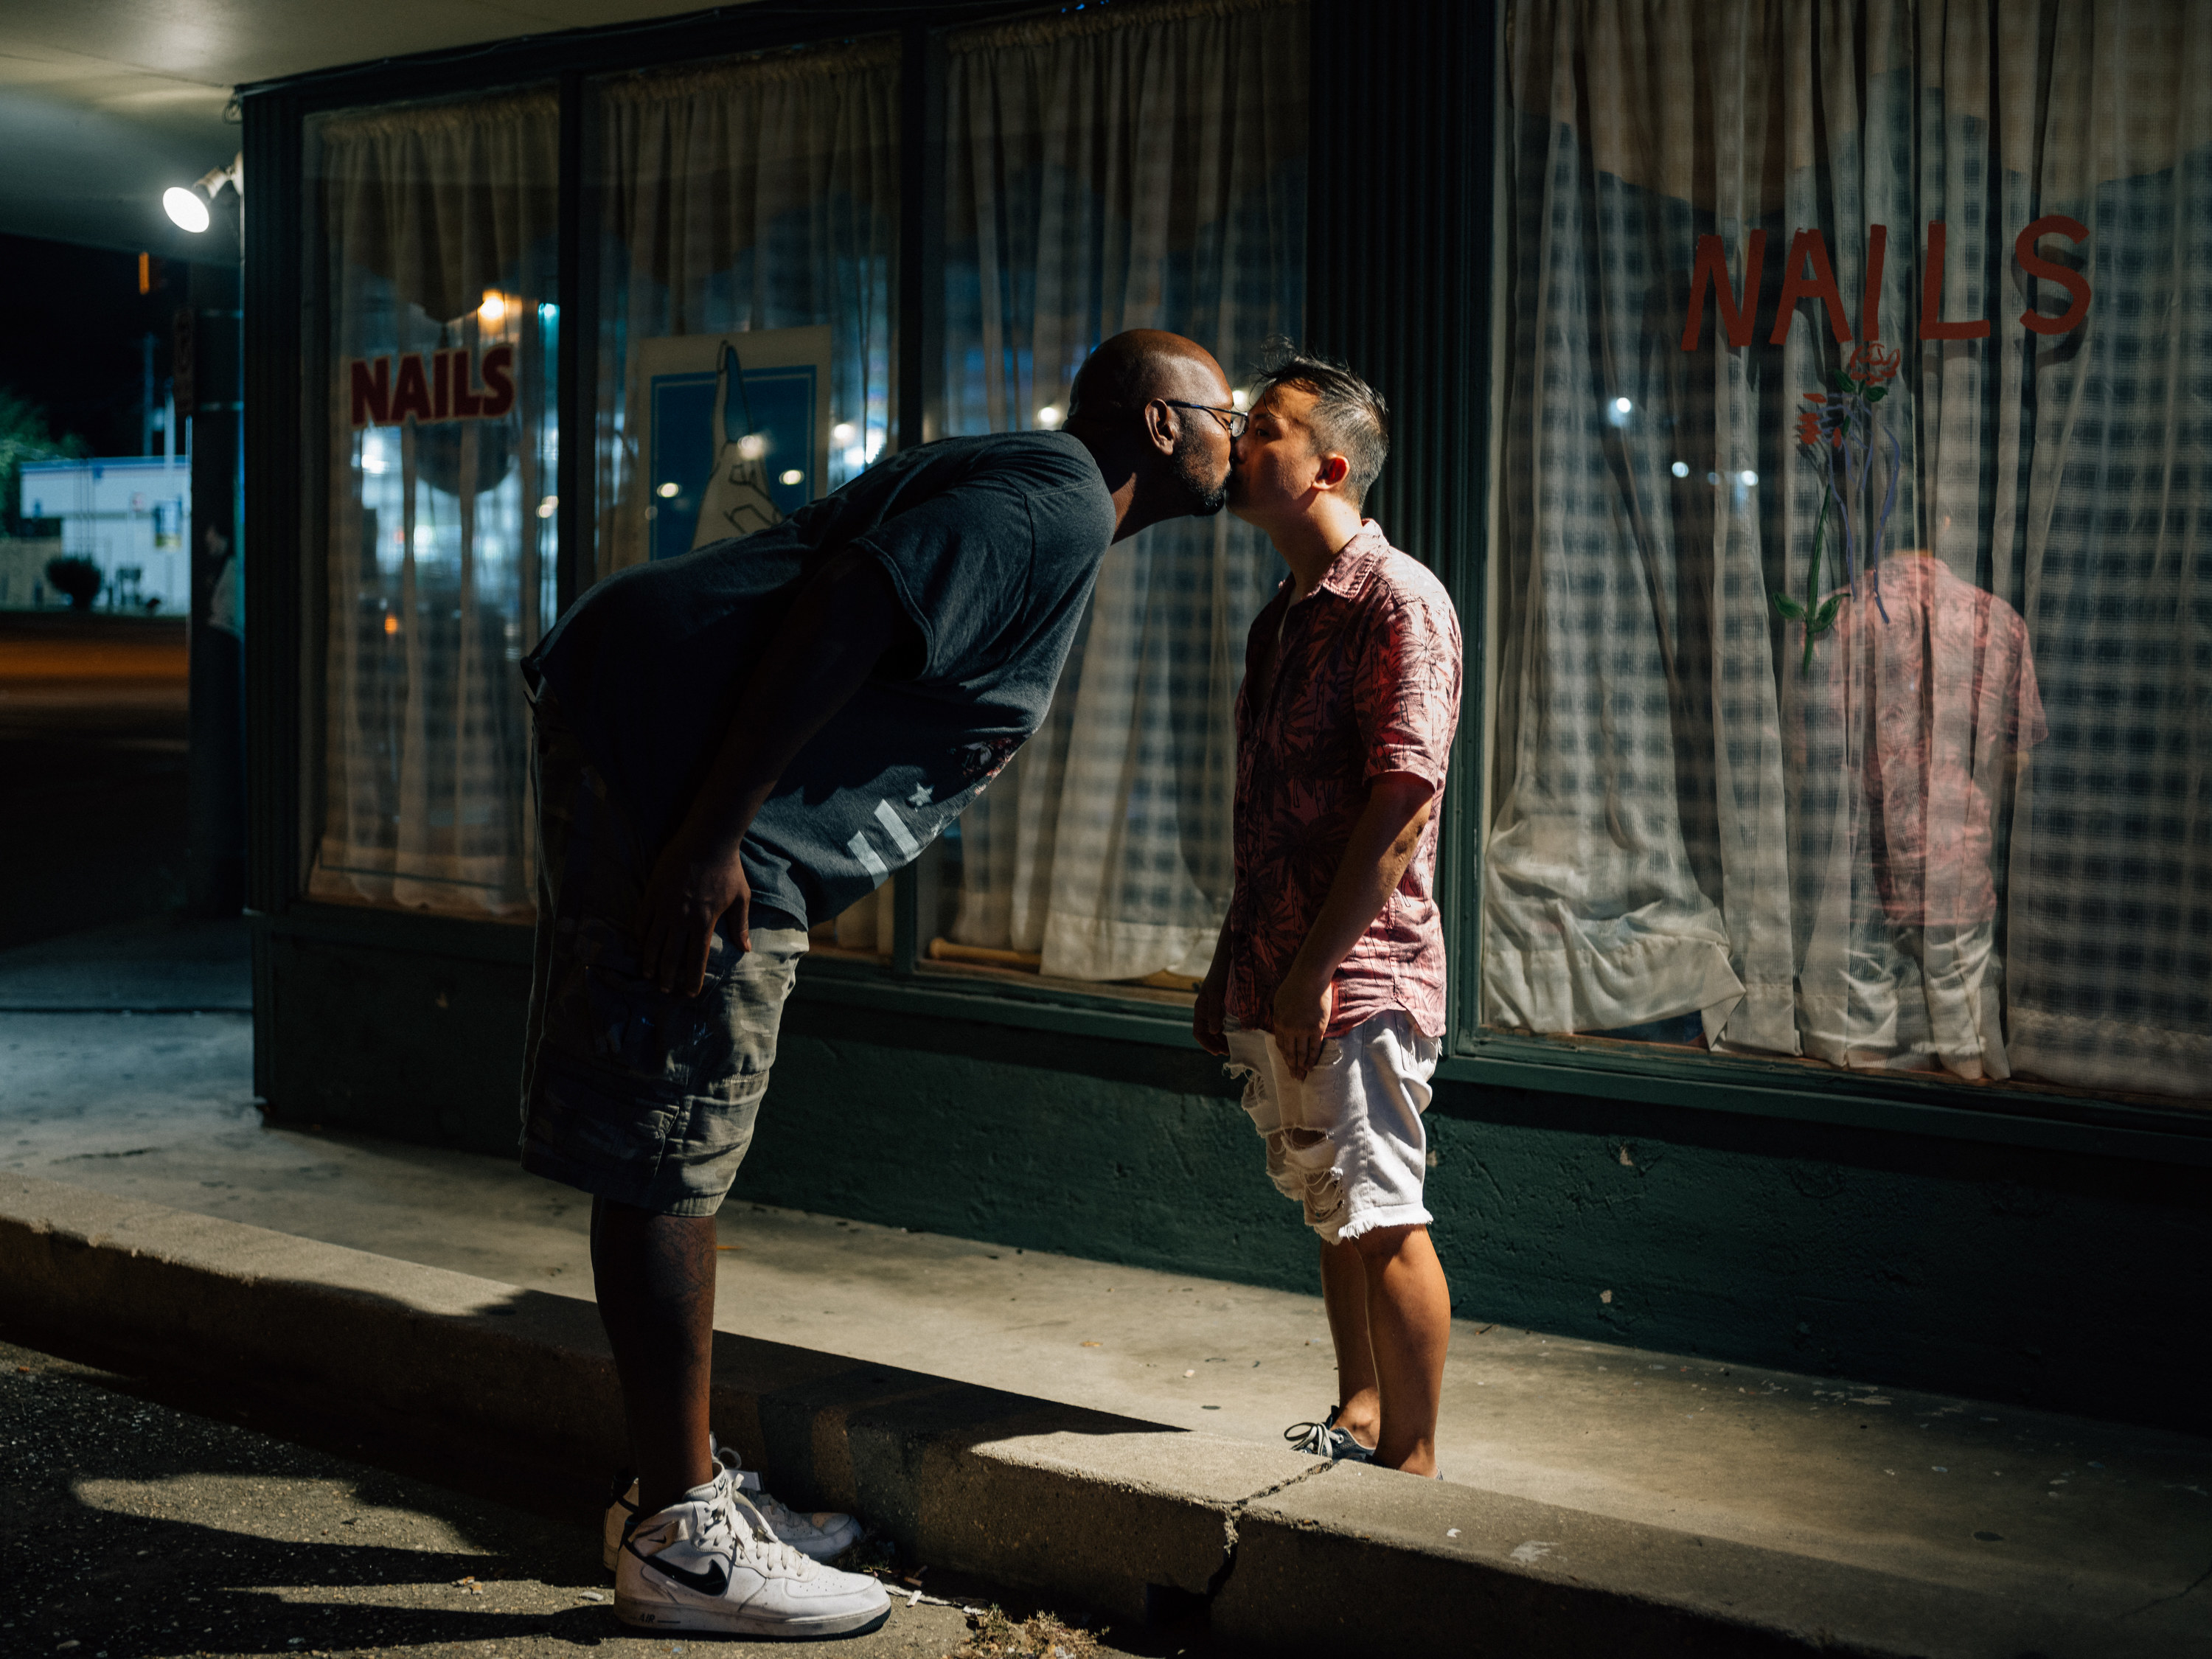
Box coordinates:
[634,327,833,564]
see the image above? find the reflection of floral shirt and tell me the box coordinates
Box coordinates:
[1225,521,1463,1038]
[1834,556,2047,927]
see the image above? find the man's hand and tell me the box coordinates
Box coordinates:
[1193,964,1230,1056]
[630,546,911,996]
[1271,967,1334,1081]
[638,826,751,995]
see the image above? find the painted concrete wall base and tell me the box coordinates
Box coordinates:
[3,1173,2194,1658]
[257,932,2210,1434]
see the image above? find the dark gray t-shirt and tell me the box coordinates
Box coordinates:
[524,430,1116,930]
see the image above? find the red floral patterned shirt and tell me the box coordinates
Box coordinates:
[1225,521,1463,1038]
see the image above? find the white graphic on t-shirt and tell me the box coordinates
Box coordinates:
[908,783,934,808]
[872,799,921,859]
[845,830,889,883]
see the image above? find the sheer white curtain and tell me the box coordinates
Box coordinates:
[309,90,560,917]
[591,43,901,580]
[1489,0,2211,1099]
[941,0,1307,982]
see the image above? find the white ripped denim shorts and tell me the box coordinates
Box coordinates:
[1224,1010,1440,1245]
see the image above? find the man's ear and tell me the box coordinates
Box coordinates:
[1141,398,1179,456]
[1313,452,1352,493]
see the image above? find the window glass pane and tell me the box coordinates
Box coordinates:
[307,88,560,917]
[1488,1,2210,1102]
[589,42,900,583]
[933,0,1308,988]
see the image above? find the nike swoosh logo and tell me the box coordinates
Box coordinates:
[635,1550,728,1597]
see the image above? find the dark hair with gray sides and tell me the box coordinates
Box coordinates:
[1248,347,1390,507]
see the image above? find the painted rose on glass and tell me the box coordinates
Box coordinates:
[1774,341,1902,667]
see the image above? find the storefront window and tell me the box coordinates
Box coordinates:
[926,0,1309,990]
[296,4,1314,982]
[1486,0,2210,1100]
[307,88,560,916]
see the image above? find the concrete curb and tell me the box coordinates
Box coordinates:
[0,1175,2182,1659]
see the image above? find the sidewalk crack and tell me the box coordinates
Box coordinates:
[1206,1461,1335,1601]
[2116,1555,2212,1621]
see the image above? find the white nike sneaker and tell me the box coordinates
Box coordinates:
[601,1439,863,1570]
[615,1477,891,1637]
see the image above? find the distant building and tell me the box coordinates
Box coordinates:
[17,456,191,612]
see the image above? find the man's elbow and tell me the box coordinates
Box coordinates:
[1368,771,1436,848]
[1371,770,1436,818]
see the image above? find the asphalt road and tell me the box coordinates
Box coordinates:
[0,1338,1200,1659]
[0,613,190,950]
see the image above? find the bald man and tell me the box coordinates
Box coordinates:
[515,330,1237,1638]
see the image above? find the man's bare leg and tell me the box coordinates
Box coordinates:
[1346,1222,1449,1475]
[591,1197,718,1516]
[1318,1236,1380,1450]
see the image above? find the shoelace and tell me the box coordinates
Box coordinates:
[1283,1419,1337,1455]
[714,1444,818,1535]
[713,1484,818,1579]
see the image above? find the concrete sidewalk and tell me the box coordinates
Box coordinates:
[2,924,2209,1655]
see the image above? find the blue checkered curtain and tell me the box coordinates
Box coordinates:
[1491,1,2210,1099]
[308,90,560,917]
[939,0,1307,982]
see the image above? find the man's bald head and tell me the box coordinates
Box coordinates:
[1060,329,1235,533]
[1067,330,1230,422]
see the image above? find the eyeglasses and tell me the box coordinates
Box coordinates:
[1161,399,1248,439]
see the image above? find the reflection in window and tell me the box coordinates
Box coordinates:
[1486,0,2209,1100]
[309,90,560,916]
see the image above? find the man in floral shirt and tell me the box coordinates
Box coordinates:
[1192,352,1462,1478]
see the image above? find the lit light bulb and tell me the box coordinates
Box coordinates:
[1614,397,1633,414]
[1036,406,1062,429]
[832,422,856,444]
[655,481,680,498]
[478,291,507,327]
[162,188,210,233]
[537,495,558,519]
[779,470,803,486]
[1739,469,1759,487]
[737,434,768,460]
[1671,461,1688,479]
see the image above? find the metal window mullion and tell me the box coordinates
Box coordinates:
[555,69,594,616]
[890,24,948,978]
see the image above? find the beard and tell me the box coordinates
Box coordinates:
[1171,422,1230,517]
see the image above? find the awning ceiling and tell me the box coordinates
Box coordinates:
[0,0,728,257]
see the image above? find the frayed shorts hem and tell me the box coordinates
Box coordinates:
[1328,1201,1436,1248]
[518,1135,734,1219]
